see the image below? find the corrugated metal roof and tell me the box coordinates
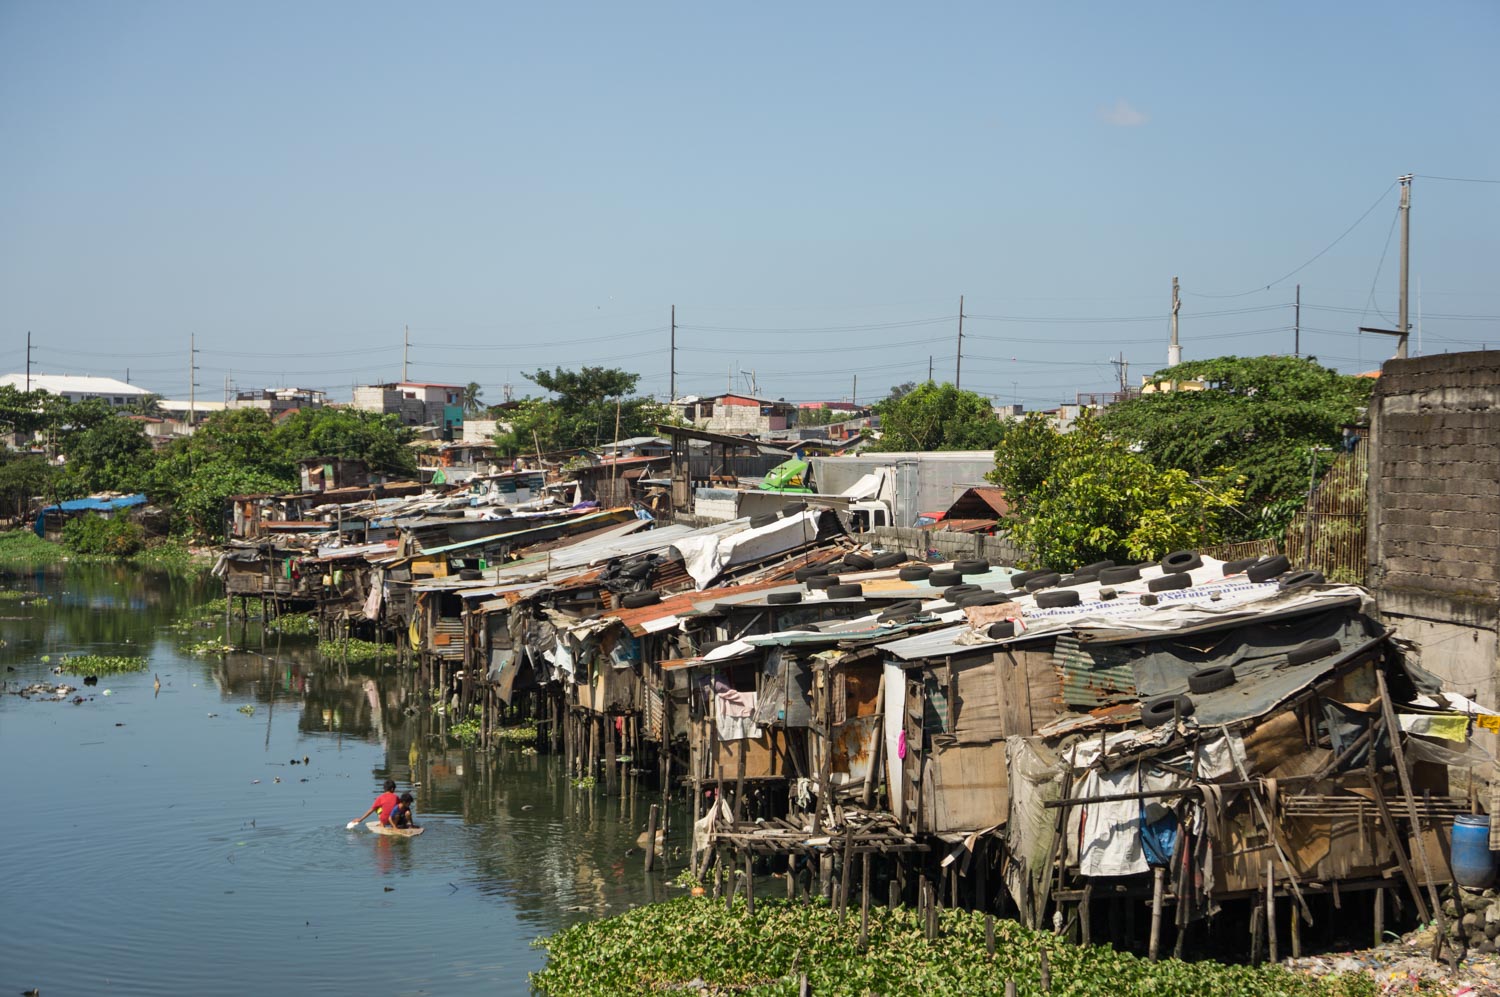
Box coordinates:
[1054,633,1138,709]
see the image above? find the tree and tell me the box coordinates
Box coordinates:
[59,413,155,495]
[272,408,417,478]
[989,412,1245,569]
[462,381,484,415]
[885,381,918,404]
[870,382,1005,452]
[1099,355,1373,530]
[492,367,668,455]
[124,394,165,418]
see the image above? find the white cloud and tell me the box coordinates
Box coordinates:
[1098,99,1149,127]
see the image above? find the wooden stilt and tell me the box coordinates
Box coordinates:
[644,804,658,872]
[986,914,996,959]
[744,851,754,915]
[1148,866,1165,961]
[889,878,900,910]
[1373,888,1386,948]
[1266,859,1278,963]
[1040,948,1051,991]
[859,851,871,950]
[787,853,797,900]
[1291,890,1302,958]
[1249,904,1264,964]
[1080,882,1093,946]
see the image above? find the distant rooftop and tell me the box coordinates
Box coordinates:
[0,373,151,396]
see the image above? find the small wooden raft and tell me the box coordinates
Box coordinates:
[366,822,424,837]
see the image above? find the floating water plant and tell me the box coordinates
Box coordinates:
[531,897,1379,997]
[317,637,398,665]
[494,724,538,745]
[58,654,147,676]
[185,637,234,656]
[237,704,256,716]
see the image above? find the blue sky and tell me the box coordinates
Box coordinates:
[1,1,1496,406]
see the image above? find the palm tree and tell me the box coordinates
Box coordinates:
[462,382,484,416]
[125,393,165,418]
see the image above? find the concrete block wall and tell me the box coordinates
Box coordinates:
[1367,350,1500,704]
[872,526,1026,566]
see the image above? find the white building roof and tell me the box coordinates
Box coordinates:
[158,399,229,413]
[0,373,151,397]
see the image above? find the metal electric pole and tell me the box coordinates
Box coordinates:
[1294,284,1301,358]
[955,295,964,390]
[669,305,676,403]
[402,325,410,382]
[1398,174,1412,358]
[1168,276,1182,367]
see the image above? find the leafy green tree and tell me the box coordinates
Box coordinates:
[871,382,1005,452]
[1099,356,1373,527]
[0,385,65,439]
[989,412,1244,569]
[493,367,667,455]
[123,393,165,418]
[59,413,155,495]
[272,407,417,477]
[146,409,295,537]
[0,454,53,521]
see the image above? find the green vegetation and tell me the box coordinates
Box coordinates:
[1099,356,1373,534]
[62,514,146,557]
[494,724,538,745]
[185,636,234,655]
[989,412,1244,569]
[450,706,483,747]
[317,636,398,665]
[268,612,318,636]
[0,589,47,603]
[57,654,148,676]
[531,897,1376,997]
[0,530,67,565]
[493,367,670,456]
[871,382,1005,452]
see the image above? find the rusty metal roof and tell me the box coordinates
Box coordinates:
[1054,633,1139,710]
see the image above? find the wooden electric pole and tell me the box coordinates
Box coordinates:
[1398,174,1412,358]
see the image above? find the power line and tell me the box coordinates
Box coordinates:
[1416,174,1500,184]
[1184,181,1397,298]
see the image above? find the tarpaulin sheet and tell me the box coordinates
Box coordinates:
[35,493,146,535]
[670,509,822,589]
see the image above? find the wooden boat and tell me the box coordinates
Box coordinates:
[366,821,424,837]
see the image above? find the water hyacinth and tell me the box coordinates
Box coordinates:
[530,897,1379,997]
[58,654,148,676]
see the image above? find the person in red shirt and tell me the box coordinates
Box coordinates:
[351,779,400,827]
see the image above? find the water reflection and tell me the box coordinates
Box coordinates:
[1,561,689,995]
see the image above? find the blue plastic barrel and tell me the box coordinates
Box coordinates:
[1451,814,1496,889]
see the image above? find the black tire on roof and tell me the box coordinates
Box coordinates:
[878,600,924,621]
[1058,573,1094,588]
[1147,572,1191,592]
[1035,589,1081,609]
[1140,694,1194,727]
[1160,550,1203,574]
[826,583,863,599]
[620,590,661,608]
[843,552,875,571]
[457,568,483,581]
[794,565,830,582]
[1246,554,1291,583]
[1223,557,1259,575]
[871,551,905,570]
[987,620,1016,640]
[898,564,932,581]
[955,559,991,575]
[1286,637,1342,666]
[1098,565,1142,585]
[943,584,981,600]
[807,575,839,590]
[959,592,1006,607]
[768,591,803,605]
[1024,572,1062,592]
[927,569,963,588]
[1279,569,1325,591]
[1080,559,1116,574]
[1009,569,1047,587]
[1188,665,1236,694]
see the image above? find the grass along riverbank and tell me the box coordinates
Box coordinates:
[530,897,1377,997]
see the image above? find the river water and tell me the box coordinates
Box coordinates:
[1,562,686,996]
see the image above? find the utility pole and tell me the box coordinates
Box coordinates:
[852,374,857,407]
[1168,277,1182,367]
[402,325,410,382]
[1398,174,1412,359]
[1111,353,1129,394]
[669,305,676,403]
[1360,176,1415,362]
[188,333,200,428]
[26,332,34,391]
[927,355,933,382]
[1294,284,1301,358]
[955,295,965,390]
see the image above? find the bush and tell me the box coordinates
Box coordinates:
[0,530,65,565]
[60,514,145,557]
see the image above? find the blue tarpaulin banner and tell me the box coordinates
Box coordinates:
[35,494,147,536]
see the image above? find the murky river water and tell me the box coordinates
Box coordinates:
[0,562,685,996]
